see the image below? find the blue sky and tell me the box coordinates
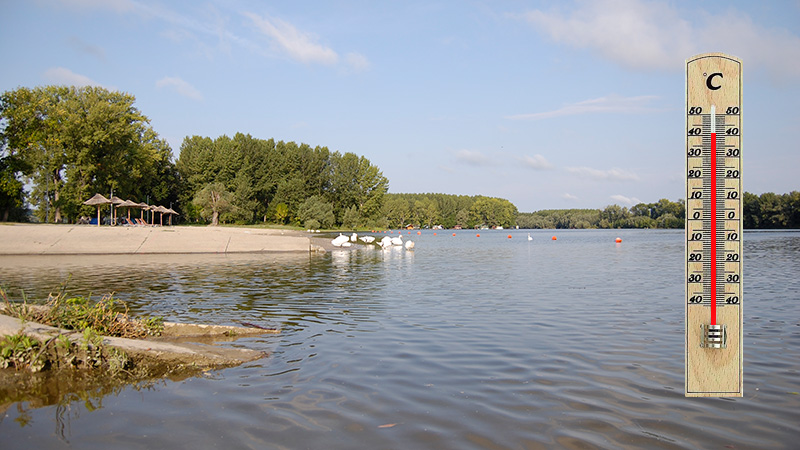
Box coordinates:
[2,0,799,212]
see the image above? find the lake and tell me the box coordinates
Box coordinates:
[1,229,798,449]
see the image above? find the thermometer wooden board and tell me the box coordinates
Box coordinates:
[685,53,743,397]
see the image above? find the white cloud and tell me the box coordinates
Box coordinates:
[516,0,800,79]
[455,149,493,166]
[244,12,338,65]
[42,67,101,87]
[610,194,642,205]
[156,76,203,101]
[566,166,640,181]
[518,0,692,71]
[344,52,371,72]
[507,94,660,121]
[562,193,578,201]
[520,154,554,170]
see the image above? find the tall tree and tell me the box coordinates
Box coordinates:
[193,182,233,226]
[0,85,176,223]
[0,154,25,221]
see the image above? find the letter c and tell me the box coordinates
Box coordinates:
[706,72,723,90]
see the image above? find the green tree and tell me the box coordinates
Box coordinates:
[0,85,176,223]
[273,202,289,224]
[0,154,25,221]
[742,191,760,229]
[341,205,361,229]
[328,152,388,223]
[598,204,630,228]
[382,197,410,228]
[470,196,517,228]
[193,182,233,226]
[297,195,335,229]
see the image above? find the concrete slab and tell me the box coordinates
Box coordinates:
[0,224,310,255]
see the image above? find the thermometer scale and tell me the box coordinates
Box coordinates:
[685,53,743,397]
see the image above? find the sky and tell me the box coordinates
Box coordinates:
[1,0,799,212]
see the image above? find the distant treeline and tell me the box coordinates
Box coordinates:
[517,199,685,229]
[517,192,800,229]
[743,191,800,229]
[383,193,517,229]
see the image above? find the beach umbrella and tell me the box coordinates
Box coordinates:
[109,196,125,225]
[137,202,149,222]
[83,193,111,227]
[118,200,141,222]
[153,205,170,226]
[165,208,179,226]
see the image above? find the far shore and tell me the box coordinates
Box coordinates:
[0,223,312,255]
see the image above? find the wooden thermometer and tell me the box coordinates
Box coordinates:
[685,53,743,397]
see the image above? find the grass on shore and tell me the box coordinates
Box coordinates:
[1,286,163,373]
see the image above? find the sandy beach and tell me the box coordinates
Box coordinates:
[0,223,311,255]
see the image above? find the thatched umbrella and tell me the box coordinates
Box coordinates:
[165,207,179,226]
[109,196,125,225]
[154,205,170,226]
[118,199,141,223]
[137,202,149,223]
[83,193,111,226]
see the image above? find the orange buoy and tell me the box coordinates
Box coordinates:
[615,237,622,243]
[452,233,456,236]
[507,235,512,239]
[476,234,480,237]
[417,231,421,235]
[433,232,437,236]
[551,236,557,241]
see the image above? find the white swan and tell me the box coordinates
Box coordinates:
[391,236,403,246]
[528,233,533,241]
[350,233,358,242]
[404,240,415,250]
[360,236,375,244]
[331,234,350,247]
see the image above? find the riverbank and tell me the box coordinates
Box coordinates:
[0,223,311,255]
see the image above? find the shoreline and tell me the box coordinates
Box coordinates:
[0,223,311,255]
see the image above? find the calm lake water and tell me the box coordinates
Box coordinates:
[1,229,798,449]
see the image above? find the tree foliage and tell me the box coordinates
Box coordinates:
[517,199,687,229]
[381,193,517,229]
[0,85,177,223]
[176,133,387,226]
[193,182,234,226]
[742,191,800,229]
[297,195,335,229]
[0,154,25,221]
